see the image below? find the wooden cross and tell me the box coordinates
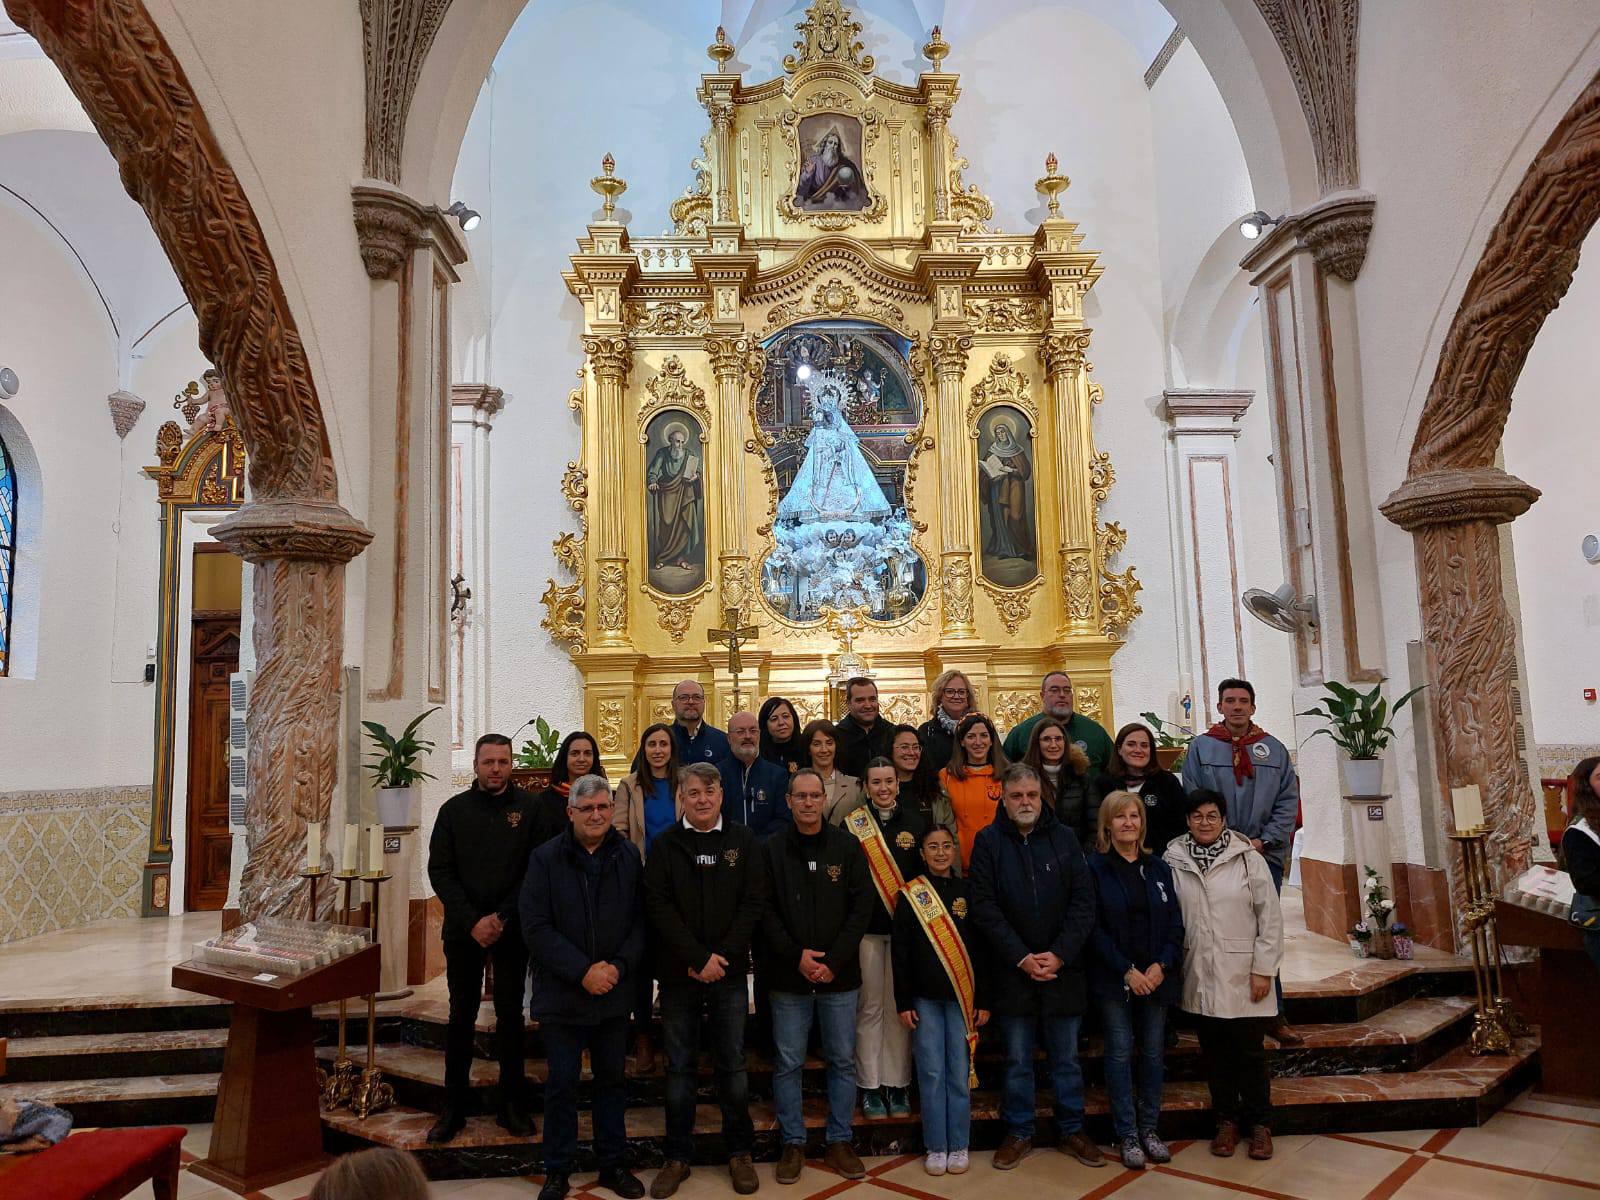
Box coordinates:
[707,606,759,711]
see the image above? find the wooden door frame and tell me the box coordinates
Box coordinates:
[183,605,240,912]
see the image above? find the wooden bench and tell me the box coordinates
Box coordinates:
[0,1126,185,1200]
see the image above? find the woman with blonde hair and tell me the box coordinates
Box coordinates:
[1086,792,1184,1169]
[310,1147,430,1200]
[917,669,974,773]
[932,713,1007,867]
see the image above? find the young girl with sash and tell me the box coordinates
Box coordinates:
[846,758,926,1121]
[891,825,990,1176]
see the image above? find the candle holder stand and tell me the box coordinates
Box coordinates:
[319,870,365,1110]
[350,871,395,1118]
[1449,826,1515,1055]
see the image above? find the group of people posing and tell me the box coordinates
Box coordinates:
[427,672,1302,1200]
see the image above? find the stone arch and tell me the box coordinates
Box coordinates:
[1169,218,1264,386]
[1381,71,1600,912]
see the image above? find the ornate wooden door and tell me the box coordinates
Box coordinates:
[184,614,240,911]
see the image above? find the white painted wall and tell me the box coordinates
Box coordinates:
[1504,222,1600,751]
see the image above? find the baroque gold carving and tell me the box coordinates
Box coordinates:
[945,129,995,233]
[881,695,922,727]
[990,691,1034,736]
[783,0,874,74]
[583,334,632,381]
[624,301,711,337]
[941,556,974,627]
[596,561,628,633]
[964,296,1047,333]
[1089,451,1115,505]
[977,575,1043,635]
[641,582,707,644]
[762,278,907,338]
[720,558,756,621]
[541,580,586,655]
[1074,683,1105,727]
[967,352,1035,426]
[1039,330,1092,375]
[552,531,585,575]
[1063,551,1095,623]
[596,699,626,756]
[926,332,972,376]
[1099,564,1143,640]
[561,462,589,514]
[640,356,710,425]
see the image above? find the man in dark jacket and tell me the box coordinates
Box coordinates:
[718,711,791,837]
[832,677,895,779]
[425,733,537,1144]
[644,764,766,1198]
[520,774,647,1200]
[969,763,1102,1169]
[762,769,874,1184]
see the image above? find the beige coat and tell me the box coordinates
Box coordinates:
[821,770,864,826]
[612,772,680,857]
[1163,833,1283,1018]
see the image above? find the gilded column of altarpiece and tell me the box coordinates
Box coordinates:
[545,2,1140,769]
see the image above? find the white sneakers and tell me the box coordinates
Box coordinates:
[924,1152,948,1176]
[947,1150,970,1173]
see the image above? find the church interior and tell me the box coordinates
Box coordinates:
[0,0,1598,1197]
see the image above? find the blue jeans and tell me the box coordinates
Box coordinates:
[911,997,971,1153]
[660,983,752,1160]
[995,1013,1085,1139]
[542,1017,628,1173]
[772,989,858,1145]
[1099,995,1167,1138]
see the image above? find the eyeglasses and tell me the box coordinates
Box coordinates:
[1189,812,1222,824]
[1043,685,1072,697]
[942,687,969,697]
[573,802,614,816]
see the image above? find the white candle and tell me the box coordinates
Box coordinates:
[367,824,384,875]
[342,823,359,873]
[306,820,321,870]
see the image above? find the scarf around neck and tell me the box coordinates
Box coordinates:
[1184,829,1231,874]
[935,708,960,734]
[552,780,571,799]
[1206,722,1268,786]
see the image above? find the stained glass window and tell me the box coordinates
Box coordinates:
[0,434,14,676]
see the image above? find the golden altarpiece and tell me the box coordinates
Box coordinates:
[544,1,1140,767]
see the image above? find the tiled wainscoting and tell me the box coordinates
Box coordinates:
[0,786,148,944]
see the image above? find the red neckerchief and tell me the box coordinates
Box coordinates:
[1205,722,1268,786]
[552,780,571,799]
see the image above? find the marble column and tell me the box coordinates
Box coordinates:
[1163,388,1254,722]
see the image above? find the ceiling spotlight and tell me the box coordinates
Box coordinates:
[1239,210,1282,240]
[0,366,17,399]
[446,201,481,232]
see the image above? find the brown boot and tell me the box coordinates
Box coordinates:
[824,1142,865,1179]
[729,1155,759,1195]
[1059,1131,1106,1167]
[1210,1120,1240,1157]
[1248,1126,1274,1160]
[631,1030,656,1075]
[1270,1018,1304,1047]
[775,1146,805,1185]
[992,1134,1032,1170]
[650,1162,690,1199]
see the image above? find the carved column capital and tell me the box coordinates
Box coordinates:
[926,332,972,375]
[704,333,760,379]
[352,184,427,280]
[1300,192,1375,282]
[582,334,633,382]
[211,498,375,565]
[1039,329,1092,375]
[1380,467,1540,532]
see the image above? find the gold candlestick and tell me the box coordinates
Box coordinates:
[922,25,950,71]
[320,869,365,1110]
[590,154,627,222]
[1035,152,1070,218]
[350,872,395,1118]
[1449,827,1512,1054]
[298,866,327,921]
[707,25,735,70]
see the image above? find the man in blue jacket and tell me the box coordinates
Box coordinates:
[521,774,647,1200]
[1180,677,1304,1045]
[969,763,1101,1170]
[718,711,791,836]
[671,679,730,764]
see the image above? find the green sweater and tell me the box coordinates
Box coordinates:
[1001,711,1114,776]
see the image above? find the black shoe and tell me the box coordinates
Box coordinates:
[426,1106,467,1144]
[497,1098,534,1137]
[598,1167,646,1199]
[540,1171,572,1200]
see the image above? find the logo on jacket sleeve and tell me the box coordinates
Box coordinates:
[895,831,915,850]
[826,864,843,882]
[506,811,523,829]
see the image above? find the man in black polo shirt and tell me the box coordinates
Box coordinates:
[425,733,537,1144]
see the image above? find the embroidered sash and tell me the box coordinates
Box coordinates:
[903,874,981,1087]
[844,805,908,915]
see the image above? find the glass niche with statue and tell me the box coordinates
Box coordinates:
[755,321,927,623]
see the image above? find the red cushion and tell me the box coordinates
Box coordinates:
[0,1127,185,1200]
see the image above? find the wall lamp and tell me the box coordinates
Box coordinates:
[1239,210,1282,240]
[447,201,481,232]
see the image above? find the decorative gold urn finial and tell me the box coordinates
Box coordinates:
[708,25,736,69]
[922,25,950,71]
[590,153,627,221]
[1035,152,1070,218]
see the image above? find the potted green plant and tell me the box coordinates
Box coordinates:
[1297,680,1426,797]
[1139,712,1195,771]
[362,707,440,828]
[510,716,561,793]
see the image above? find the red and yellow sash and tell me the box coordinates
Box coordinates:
[845,805,908,915]
[902,874,981,1087]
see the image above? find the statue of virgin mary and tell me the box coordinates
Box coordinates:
[776,373,891,524]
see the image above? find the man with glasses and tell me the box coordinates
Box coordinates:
[1001,671,1113,775]
[917,669,974,771]
[671,678,731,764]
[522,774,647,1200]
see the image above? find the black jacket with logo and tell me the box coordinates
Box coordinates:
[427,783,539,942]
[890,873,990,1012]
[760,821,874,994]
[644,820,768,992]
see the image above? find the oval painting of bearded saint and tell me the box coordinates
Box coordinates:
[644,411,707,594]
[793,113,869,212]
[976,405,1039,588]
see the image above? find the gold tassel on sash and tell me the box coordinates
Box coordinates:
[903,875,982,1088]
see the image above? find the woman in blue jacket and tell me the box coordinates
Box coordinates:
[1087,790,1185,1171]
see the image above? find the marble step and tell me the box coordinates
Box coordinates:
[0,1071,220,1127]
[2,1028,228,1081]
[322,1035,1539,1179]
[0,995,230,1039]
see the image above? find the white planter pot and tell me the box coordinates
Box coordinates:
[376,786,416,828]
[1341,756,1384,797]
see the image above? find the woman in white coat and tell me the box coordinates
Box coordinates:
[1163,788,1283,1162]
